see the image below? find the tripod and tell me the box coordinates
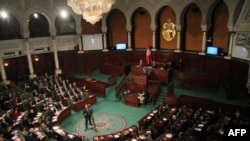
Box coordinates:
[90,115,97,132]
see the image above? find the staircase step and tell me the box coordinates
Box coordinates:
[106,85,120,102]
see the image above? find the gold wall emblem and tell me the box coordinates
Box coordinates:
[162,19,176,41]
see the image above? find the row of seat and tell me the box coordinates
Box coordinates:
[133,102,248,141]
[0,74,87,141]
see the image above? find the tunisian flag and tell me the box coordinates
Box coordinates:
[146,42,152,64]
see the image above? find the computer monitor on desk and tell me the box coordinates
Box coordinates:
[116,43,127,50]
[206,46,220,56]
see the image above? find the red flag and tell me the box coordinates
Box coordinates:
[146,42,152,64]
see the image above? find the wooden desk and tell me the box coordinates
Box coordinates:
[124,94,140,107]
[129,129,152,141]
[163,94,179,106]
[83,78,108,97]
[148,80,161,105]
[52,106,71,125]
[178,95,212,109]
[73,94,97,112]
[93,125,138,141]
[138,105,169,130]
[131,66,172,83]
[125,76,161,105]
[155,132,175,141]
[95,81,107,97]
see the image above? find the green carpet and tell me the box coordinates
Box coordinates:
[75,113,126,137]
[60,97,156,140]
[60,71,249,141]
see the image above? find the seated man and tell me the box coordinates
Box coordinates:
[138,92,146,105]
[142,68,147,76]
[152,61,156,68]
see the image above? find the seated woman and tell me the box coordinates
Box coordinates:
[27,107,37,120]
[12,108,21,121]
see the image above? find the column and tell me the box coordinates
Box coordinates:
[52,36,62,75]
[0,58,10,84]
[102,32,108,52]
[199,31,206,55]
[25,38,36,78]
[174,31,181,52]
[127,31,132,51]
[152,31,157,51]
[78,34,84,53]
[224,32,234,59]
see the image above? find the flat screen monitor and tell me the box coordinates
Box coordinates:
[116,43,127,50]
[206,46,219,55]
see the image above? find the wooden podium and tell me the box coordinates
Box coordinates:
[73,94,97,112]
[124,94,140,107]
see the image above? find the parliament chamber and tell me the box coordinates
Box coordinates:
[0,0,250,141]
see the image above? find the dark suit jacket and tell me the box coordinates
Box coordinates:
[72,136,83,141]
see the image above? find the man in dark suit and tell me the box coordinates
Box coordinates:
[61,132,72,141]
[72,133,84,141]
[83,104,93,131]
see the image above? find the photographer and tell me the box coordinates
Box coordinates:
[83,104,93,131]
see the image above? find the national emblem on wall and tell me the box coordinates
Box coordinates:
[162,18,176,41]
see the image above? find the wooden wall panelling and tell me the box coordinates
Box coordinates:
[105,51,113,64]
[105,51,127,64]
[83,51,103,73]
[32,53,55,76]
[84,52,95,73]
[155,51,175,64]
[99,64,111,75]
[76,53,86,73]
[229,59,248,87]
[5,56,29,81]
[204,56,230,78]
[172,52,182,67]
[132,51,147,65]
[58,51,78,77]
[2,50,248,95]
[117,51,129,64]
[46,53,56,74]
[107,51,115,64]
[177,71,220,91]
[217,59,230,78]
[4,58,17,81]
[101,51,109,64]
[151,51,156,61]
[177,74,191,87]
[180,53,204,71]
[99,63,130,76]
[191,76,205,89]
[126,51,134,64]
[204,75,220,91]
